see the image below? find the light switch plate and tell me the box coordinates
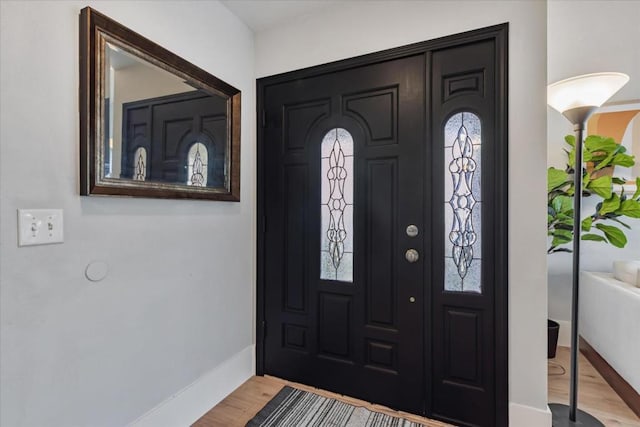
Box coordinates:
[17,209,64,246]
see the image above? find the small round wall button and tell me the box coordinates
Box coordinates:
[85,261,108,282]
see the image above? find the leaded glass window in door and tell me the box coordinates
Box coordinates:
[444,112,482,293]
[133,147,147,181]
[187,142,208,186]
[320,128,354,282]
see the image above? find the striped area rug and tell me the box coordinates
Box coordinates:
[246,386,425,427]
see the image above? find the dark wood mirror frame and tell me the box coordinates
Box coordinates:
[79,6,241,201]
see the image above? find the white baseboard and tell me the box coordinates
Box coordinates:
[551,319,571,348]
[510,402,552,427]
[130,344,255,427]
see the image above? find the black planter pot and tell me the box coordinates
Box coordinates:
[548,319,560,359]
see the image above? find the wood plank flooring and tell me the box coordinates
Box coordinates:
[193,375,452,426]
[195,346,639,426]
[549,346,640,426]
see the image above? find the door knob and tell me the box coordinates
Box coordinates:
[405,249,419,263]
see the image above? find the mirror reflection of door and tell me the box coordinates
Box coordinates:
[119,91,227,187]
[104,41,227,188]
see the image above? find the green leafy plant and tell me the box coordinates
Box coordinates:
[547,134,640,254]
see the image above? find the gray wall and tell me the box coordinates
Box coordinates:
[547,0,640,323]
[0,1,255,426]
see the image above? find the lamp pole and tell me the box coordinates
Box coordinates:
[566,109,591,422]
[569,120,583,422]
[547,73,629,427]
[549,108,605,427]
[561,105,597,420]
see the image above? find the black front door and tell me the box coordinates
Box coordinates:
[262,54,426,412]
[257,25,508,427]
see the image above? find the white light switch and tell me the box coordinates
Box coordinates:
[18,209,64,246]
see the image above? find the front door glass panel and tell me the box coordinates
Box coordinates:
[444,112,482,293]
[320,128,354,282]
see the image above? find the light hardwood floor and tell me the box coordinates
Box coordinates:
[193,375,452,427]
[194,347,639,426]
[549,346,640,426]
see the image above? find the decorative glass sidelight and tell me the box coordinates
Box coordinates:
[187,142,208,186]
[133,147,147,181]
[444,112,482,293]
[320,128,354,282]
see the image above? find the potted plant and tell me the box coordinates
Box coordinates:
[547,134,640,358]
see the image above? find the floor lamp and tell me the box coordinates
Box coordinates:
[547,72,629,427]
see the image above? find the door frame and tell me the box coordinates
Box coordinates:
[256,23,509,426]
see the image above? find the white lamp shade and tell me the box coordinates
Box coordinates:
[547,72,629,113]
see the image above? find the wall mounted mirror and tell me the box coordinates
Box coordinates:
[80,7,240,201]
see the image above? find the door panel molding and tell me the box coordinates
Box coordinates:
[282,99,331,152]
[343,86,399,144]
[365,158,398,328]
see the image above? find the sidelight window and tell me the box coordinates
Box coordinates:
[187,142,208,186]
[444,112,482,293]
[320,128,354,282]
[133,147,147,181]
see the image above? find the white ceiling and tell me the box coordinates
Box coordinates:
[221,0,341,32]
